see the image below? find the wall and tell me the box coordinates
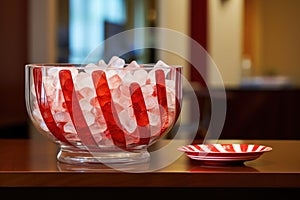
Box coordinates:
[156,0,191,79]
[207,0,244,87]
[244,0,300,86]
[29,0,57,63]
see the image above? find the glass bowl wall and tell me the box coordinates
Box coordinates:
[25,63,182,166]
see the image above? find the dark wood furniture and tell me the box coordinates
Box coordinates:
[0,0,29,139]
[222,87,300,139]
[194,87,300,139]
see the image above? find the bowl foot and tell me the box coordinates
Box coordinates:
[57,146,150,167]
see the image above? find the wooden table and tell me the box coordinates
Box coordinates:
[0,137,300,196]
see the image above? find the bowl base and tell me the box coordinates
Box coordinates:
[57,145,150,167]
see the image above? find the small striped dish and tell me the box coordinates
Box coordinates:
[177,143,272,165]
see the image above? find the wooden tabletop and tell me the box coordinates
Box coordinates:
[0,136,300,188]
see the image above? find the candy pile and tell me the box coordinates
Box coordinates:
[31,57,180,149]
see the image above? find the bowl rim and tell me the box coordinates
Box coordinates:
[25,63,183,70]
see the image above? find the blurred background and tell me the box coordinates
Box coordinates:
[1,0,300,139]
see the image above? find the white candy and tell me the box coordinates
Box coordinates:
[108,56,125,68]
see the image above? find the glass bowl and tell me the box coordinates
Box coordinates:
[25,62,182,166]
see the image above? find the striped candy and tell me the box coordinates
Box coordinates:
[30,64,182,151]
